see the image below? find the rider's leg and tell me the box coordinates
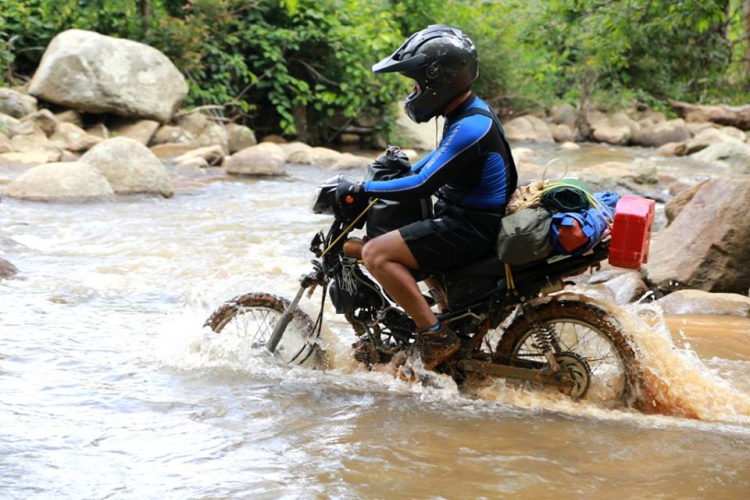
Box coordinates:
[361,230,437,329]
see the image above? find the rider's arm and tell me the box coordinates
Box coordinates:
[362,114,493,201]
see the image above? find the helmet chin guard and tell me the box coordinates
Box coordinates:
[373,25,478,123]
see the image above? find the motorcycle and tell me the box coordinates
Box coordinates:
[204,149,643,406]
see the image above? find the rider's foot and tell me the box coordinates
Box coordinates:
[416,322,459,370]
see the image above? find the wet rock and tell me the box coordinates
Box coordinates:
[689,142,750,173]
[331,153,371,171]
[224,146,288,176]
[29,30,188,122]
[0,257,19,279]
[310,147,343,167]
[151,125,195,145]
[176,156,209,169]
[719,126,746,141]
[9,131,63,163]
[149,143,201,160]
[578,160,662,200]
[54,110,83,128]
[677,127,744,156]
[559,141,580,151]
[261,134,286,144]
[395,107,444,150]
[254,142,286,161]
[0,174,9,185]
[0,88,37,118]
[0,132,12,154]
[655,142,682,157]
[657,290,750,317]
[6,161,114,201]
[226,123,257,153]
[665,181,707,225]
[175,113,228,151]
[281,142,313,164]
[603,271,649,305]
[85,123,109,139]
[550,123,575,143]
[49,123,101,152]
[632,119,690,148]
[512,147,535,164]
[669,100,750,129]
[21,109,58,136]
[172,145,224,167]
[80,137,174,197]
[110,118,160,145]
[645,176,750,293]
[686,122,714,136]
[591,112,639,145]
[504,115,554,143]
[549,103,576,126]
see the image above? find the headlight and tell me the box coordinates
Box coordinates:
[309,186,323,213]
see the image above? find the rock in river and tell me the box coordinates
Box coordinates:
[6,162,114,201]
[0,88,37,118]
[657,290,750,317]
[0,257,19,279]
[645,176,750,294]
[29,29,188,122]
[224,145,288,176]
[80,137,174,197]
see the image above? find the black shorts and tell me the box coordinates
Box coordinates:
[399,201,504,273]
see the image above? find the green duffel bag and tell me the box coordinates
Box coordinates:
[497,208,553,265]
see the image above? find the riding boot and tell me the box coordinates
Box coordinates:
[415,323,460,370]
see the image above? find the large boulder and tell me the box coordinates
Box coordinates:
[676,127,744,156]
[689,142,750,173]
[225,123,257,153]
[110,118,160,145]
[549,103,576,126]
[5,161,114,201]
[174,112,228,151]
[395,107,444,150]
[504,115,554,143]
[669,100,750,129]
[224,145,288,176]
[281,142,313,164]
[331,153,371,171]
[644,176,750,293]
[634,109,667,128]
[590,113,639,145]
[578,160,661,199]
[310,147,343,167]
[664,180,707,225]
[631,119,690,148]
[29,30,188,122]
[550,124,575,143]
[49,123,101,152]
[0,88,37,118]
[657,290,750,317]
[79,137,174,197]
[0,257,19,279]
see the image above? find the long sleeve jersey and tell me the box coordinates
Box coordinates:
[363,95,517,212]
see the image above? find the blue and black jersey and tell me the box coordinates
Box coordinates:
[363,95,517,212]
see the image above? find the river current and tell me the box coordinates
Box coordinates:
[1,146,749,499]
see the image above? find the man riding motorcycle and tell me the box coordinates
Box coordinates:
[337,25,518,370]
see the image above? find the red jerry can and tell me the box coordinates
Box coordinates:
[608,195,656,270]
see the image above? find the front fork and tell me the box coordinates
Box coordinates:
[266,273,319,354]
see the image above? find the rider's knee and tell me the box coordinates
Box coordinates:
[362,240,385,271]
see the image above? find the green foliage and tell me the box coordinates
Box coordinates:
[3,0,750,139]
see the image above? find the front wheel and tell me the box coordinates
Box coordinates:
[204,292,327,368]
[496,295,641,406]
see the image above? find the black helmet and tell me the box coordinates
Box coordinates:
[373,25,478,124]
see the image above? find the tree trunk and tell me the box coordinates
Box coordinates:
[743,0,750,78]
[139,0,151,30]
[574,69,597,142]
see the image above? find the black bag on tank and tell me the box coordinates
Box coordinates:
[364,146,432,238]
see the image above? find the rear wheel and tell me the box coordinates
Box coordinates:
[204,292,326,368]
[496,296,640,406]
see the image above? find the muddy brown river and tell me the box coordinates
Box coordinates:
[1,146,749,499]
